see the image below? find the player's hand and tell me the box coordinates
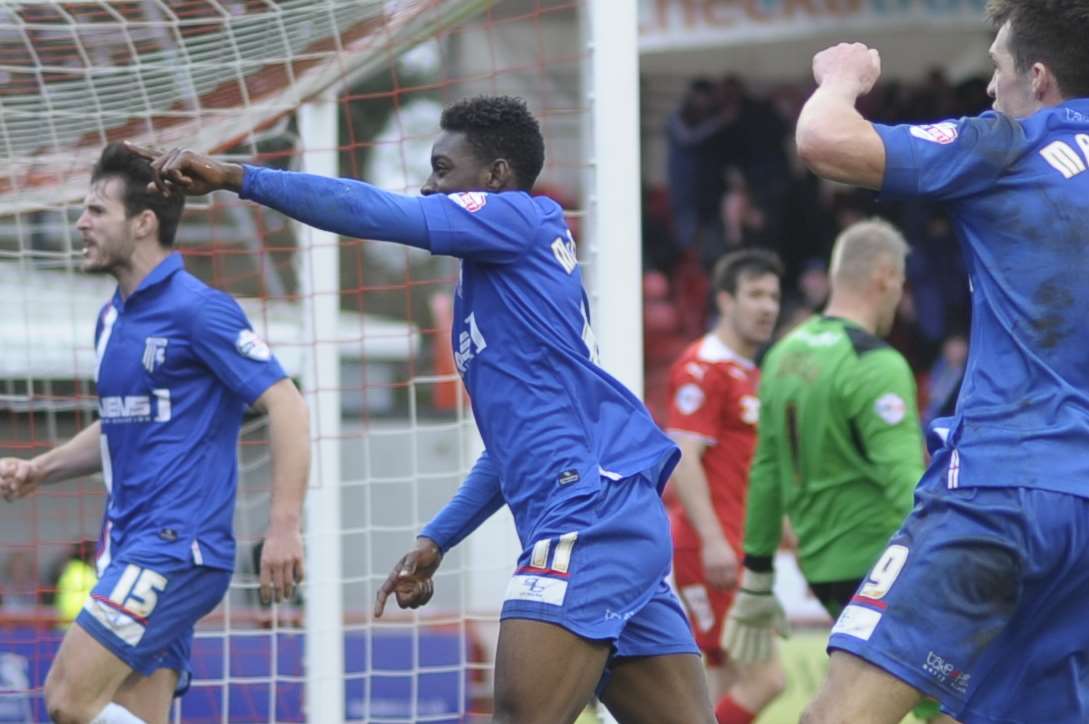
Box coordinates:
[722,568,790,664]
[0,457,43,503]
[701,537,739,590]
[123,141,244,196]
[374,537,443,618]
[812,42,882,97]
[259,521,305,605]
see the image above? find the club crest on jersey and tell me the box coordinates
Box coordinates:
[142,337,168,373]
[909,122,958,145]
[448,191,487,213]
[874,393,906,425]
[674,383,705,415]
[235,329,271,361]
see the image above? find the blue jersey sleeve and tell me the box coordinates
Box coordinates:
[189,290,287,406]
[419,451,505,553]
[240,166,430,249]
[875,113,1024,201]
[418,192,539,263]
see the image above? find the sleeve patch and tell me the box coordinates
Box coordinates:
[874,393,907,425]
[235,329,271,361]
[448,192,488,212]
[909,122,959,145]
[674,383,705,415]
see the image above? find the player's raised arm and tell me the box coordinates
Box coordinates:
[1,421,103,502]
[253,378,311,605]
[795,43,887,190]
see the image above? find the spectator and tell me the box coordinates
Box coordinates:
[0,551,39,612]
[53,540,96,628]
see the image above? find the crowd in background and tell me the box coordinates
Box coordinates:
[643,71,984,425]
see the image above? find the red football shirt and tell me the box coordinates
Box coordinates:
[666,334,760,552]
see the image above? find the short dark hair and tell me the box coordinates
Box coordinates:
[440,96,545,191]
[91,142,185,246]
[987,0,1089,99]
[712,248,783,296]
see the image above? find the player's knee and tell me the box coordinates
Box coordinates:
[44,678,95,724]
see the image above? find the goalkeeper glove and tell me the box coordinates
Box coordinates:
[722,567,790,664]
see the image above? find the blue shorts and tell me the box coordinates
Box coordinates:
[500,471,698,662]
[77,550,231,696]
[828,484,1089,724]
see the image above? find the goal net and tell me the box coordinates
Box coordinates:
[0,1,636,722]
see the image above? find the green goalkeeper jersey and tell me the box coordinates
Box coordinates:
[744,315,924,583]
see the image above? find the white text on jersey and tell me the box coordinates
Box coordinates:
[1039,134,1089,179]
[99,390,172,423]
[551,231,578,275]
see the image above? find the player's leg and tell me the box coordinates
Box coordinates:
[65,552,231,724]
[672,550,734,701]
[599,652,715,724]
[807,479,1042,723]
[800,650,922,724]
[492,618,611,724]
[596,583,715,723]
[497,470,710,722]
[43,622,137,723]
[810,579,947,723]
[112,668,178,724]
[721,655,786,722]
[705,662,735,703]
[674,552,784,723]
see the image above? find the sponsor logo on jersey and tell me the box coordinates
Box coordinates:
[909,122,959,145]
[874,393,906,425]
[448,191,488,212]
[99,390,172,423]
[235,329,271,361]
[558,469,580,486]
[674,383,705,415]
[923,651,971,694]
[142,337,168,373]
[504,574,568,606]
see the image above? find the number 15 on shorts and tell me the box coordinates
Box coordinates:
[109,564,168,620]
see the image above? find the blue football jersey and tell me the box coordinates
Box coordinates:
[875,99,1089,496]
[417,191,679,535]
[93,253,287,570]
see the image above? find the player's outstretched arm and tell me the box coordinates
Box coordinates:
[796,43,886,190]
[126,141,433,250]
[254,378,311,605]
[1,421,103,502]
